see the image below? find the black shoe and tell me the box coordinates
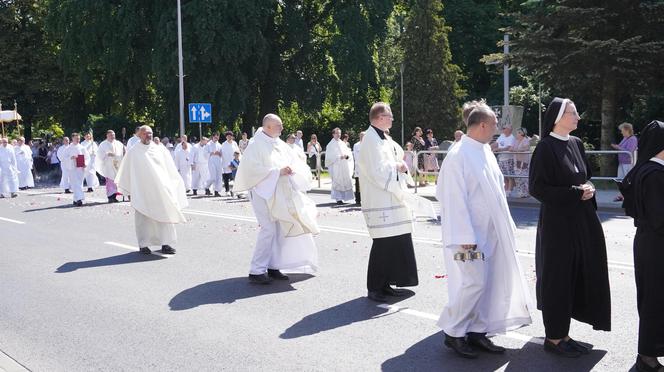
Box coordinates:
[444,334,478,359]
[87,187,93,192]
[193,190,197,196]
[205,189,212,196]
[367,291,388,302]
[214,191,221,197]
[230,190,234,197]
[139,247,151,254]
[382,286,411,297]
[267,269,289,280]
[636,355,664,372]
[186,189,191,194]
[467,333,506,354]
[10,192,18,198]
[336,200,344,205]
[543,339,582,358]
[64,189,72,194]
[108,196,118,203]
[567,338,590,354]
[75,200,83,206]
[248,273,272,284]
[160,245,176,254]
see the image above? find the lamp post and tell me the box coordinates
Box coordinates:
[400,62,404,146]
[176,0,185,137]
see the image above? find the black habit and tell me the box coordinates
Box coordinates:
[366,125,418,292]
[529,134,611,339]
[632,161,664,356]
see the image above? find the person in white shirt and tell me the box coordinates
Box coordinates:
[174,135,193,193]
[190,137,209,196]
[492,126,516,194]
[56,137,71,193]
[437,104,531,359]
[63,133,90,206]
[14,137,34,190]
[96,130,126,203]
[205,132,224,196]
[80,132,100,192]
[220,131,240,196]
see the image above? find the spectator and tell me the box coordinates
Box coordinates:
[410,127,427,186]
[403,142,416,186]
[512,127,531,198]
[239,132,249,153]
[294,130,304,150]
[493,126,516,193]
[611,122,638,201]
[306,134,322,178]
[424,129,440,183]
[287,133,306,160]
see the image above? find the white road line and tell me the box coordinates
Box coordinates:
[377,304,544,345]
[0,349,30,372]
[22,192,635,270]
[104,241,171,258]
[0,216,25,224]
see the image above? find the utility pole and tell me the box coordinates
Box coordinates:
[177,0,185,137]
[503,34,510,127]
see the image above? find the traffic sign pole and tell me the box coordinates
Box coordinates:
[198,122,202,140]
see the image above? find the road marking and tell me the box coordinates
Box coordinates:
[377,304,544,345]
[22,191,635,270]
[0,349,30,372]
[104,241,171,258]
[0,217,25,224]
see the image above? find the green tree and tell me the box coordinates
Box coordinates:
[509,0,664,174]
[397,0,463,142]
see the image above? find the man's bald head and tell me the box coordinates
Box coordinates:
[262,113,283,138]
[139,125,153,144]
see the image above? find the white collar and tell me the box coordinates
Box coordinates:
[549,132,570,141]
[461,134,487,149]
[650,157,664,167]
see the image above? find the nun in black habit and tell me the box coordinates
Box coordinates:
[528,98,611,358]
[621,121,664,372]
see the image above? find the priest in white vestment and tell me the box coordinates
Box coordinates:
[436,105,532,359]
[205,133,224,196]
[81,132,100,191]
[14,137,34,189]
[359,103,419,302]
[234,114,319,284]
[174,135,193,192]
[57,137,71,193]
[126,127,141,150]
[352,131,364,205]
[325,128,354,204]
[191,137,209,195]
[115,125,188,255]
[0,137,19,198]
[96,130,126,203]
[62,133,90,206]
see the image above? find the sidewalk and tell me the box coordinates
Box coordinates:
[309,178,625,213]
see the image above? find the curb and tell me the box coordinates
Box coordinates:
[308,188,625,214]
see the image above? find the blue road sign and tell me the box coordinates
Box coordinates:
[188,103,212,123]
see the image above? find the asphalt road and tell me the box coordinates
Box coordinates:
[0,187,640,371]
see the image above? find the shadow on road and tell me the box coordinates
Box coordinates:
[279,295,415,340]
[382,331,607,372]
[23,201,109,213]
[168,274,314,311]
[55,252,165,273]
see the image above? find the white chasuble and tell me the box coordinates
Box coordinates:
[325,138,354,201]
[96,140,125,180]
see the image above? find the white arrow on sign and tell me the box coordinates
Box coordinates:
[199,106,211,121]
[191,106,198,121]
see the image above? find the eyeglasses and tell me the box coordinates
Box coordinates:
[380,114,394,119]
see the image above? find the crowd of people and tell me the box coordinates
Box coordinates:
[1,99,662,370]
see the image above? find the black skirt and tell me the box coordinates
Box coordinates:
[367,233,418,291]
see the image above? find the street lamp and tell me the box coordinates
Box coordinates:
[176,0,185,137]
[400,62,404,146]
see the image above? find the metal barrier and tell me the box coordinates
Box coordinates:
[412,149,636,193]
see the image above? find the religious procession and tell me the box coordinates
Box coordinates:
[2,1,664,371]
